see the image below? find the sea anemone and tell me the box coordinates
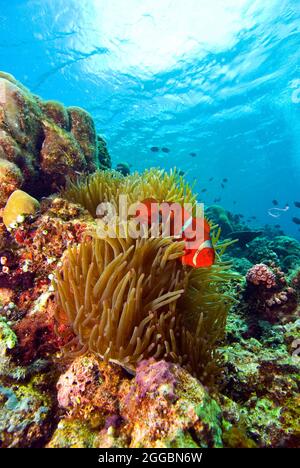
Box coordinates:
[61,168,196,218]
[55,233,187,372]
[55,168,238,384]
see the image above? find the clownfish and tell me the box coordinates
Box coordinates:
[135,198,215,268]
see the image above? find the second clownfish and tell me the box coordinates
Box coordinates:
[135,198,215,268]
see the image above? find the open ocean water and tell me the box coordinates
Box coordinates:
[1,0,299,237]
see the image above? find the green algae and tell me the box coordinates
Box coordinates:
[0,317,17,350]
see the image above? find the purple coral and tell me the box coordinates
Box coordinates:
[135,358,178,402]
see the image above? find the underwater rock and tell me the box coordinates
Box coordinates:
[40,120,86,181]
[120,359,223,448]
[269,236,300,268]
[40,100,70,130]
[115,162,130,176]
[97,135,111,170]
[0,159,23,207]
[0,75,43,153]
[229,230,263,247]
[57,355,103,410]
[47,420,98,449]
[0,73,110,206]
[52,357,223,449]
[0,316,56,448]
[230,257,253,275]
[2,189,40,229]
[12,307,68,364]
[56,355,123,425]
[0,378,52,448]
[245,235,300,273]
[220,313,300,448]
[68,106,97,171]
[245,236,279,266]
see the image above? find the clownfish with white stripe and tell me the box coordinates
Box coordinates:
[135,198,215,268]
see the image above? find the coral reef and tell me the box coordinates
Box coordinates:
[206,205,234,236]
[0,72,110,206]
[0,74,299,449]
[48,357,223,448]
[243,263,297,324]
[97,136,111,170]
[120,359,223,448]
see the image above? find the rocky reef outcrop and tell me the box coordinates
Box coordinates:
[0,72,110,206]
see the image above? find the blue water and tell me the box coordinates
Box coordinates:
[1,0,300,237]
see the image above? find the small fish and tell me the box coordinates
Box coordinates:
[223,178,228,183]
[292,217,300,225]
[221,183,225,189]
[294,201,300,208]
[150,146,160,152]
[233,201,237,205]
[209,177,214,182]
[201,188,207,193]
[161,147,170,153]
[275,224,280,228]
[178,170,185,176]
[272,200,278,206]
[190,152,197,157]
[251,216,257,220]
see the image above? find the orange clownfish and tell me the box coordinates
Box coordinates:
[135,198,215,268]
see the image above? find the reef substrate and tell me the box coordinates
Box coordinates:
[0,74,299,449]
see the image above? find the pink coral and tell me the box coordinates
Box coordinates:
[246,263,277,289]
[244,264,297,324]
